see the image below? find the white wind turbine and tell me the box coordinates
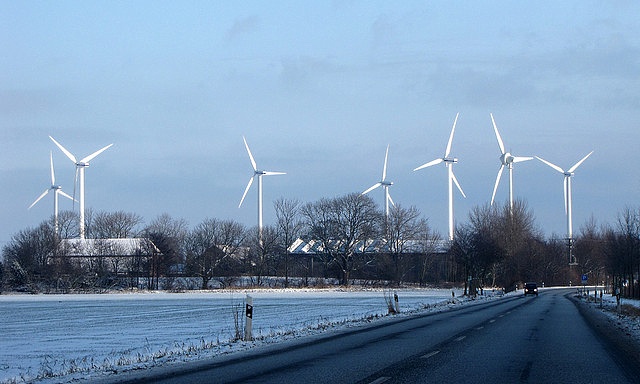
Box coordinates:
[536,151,593,240]
[362,144,395,221]
[490,113,533,213]
[414,113,466,241]
[28,151,75,236]
[238,136,286,242]
[49,136,113,239]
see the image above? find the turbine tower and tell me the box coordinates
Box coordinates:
[362,144,395,221]
[536,151,593,241]
[28,151,75,236]
[490,113,533,213]
[238,136,286,242]
[49,136,113,239]
[414,113,466,241]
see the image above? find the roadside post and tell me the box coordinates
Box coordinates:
[581,274,588,296]
[394,292,399,313]
[244,295,253,341]
[600,290,603,308]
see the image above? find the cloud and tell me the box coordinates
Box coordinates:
[225,15,260,41]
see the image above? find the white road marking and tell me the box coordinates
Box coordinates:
[455,335,466,342]
[421,350,441,359]
[368,377,391,384]
[489,319,496,323]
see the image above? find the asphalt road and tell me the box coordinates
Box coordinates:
[109,289,640,384]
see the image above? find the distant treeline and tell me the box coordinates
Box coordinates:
[2,194,639,299]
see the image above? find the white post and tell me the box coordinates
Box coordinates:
[394,292,399,314]
[244,295,253,341]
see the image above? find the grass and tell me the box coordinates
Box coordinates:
[620,303,640,318]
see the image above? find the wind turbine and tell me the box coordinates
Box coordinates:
[28,151,75,236]
[536,151,593,240]
[49,136,113,239]
[362,144,395,221]
[238,136,286,242]
[490,113,533,213]
[414,113,466,241]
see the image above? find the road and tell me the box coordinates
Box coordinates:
[110,289,639,384]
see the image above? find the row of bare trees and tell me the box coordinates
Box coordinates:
[2,193,639,294]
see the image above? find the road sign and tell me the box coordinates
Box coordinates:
[581,274,588,283]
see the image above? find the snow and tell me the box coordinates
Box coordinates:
[577,290,640,346]
[1,287,473,384]
[3,287,637,384]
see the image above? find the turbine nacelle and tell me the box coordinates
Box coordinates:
[500,153,514,165]
[444,157,458,164]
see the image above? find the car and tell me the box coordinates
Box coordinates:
[524,282,538,296]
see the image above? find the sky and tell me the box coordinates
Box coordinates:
[1,1,639,248]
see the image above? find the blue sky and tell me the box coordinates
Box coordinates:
[1,1,639,247]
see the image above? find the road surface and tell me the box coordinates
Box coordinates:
[108,288,639,383]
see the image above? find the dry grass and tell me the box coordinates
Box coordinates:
[620,304,640,318]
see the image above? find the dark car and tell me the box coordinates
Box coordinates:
[524,282,538,296]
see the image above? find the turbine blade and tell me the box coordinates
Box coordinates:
[29,189,50,209]
[49,151,55,185]
[362,182,382,195]
[490,113,506,155]
[49,136,77,163]
[444,113,459,158]
[239,177,254,208]
[382,144,389,181]
[243,136,257,171]
[512,156,533,163]
[568,151,593,173]
[80,143,113,163]
[59,190,75,202]
[452,172,466,198]
[413,158,443,171]
[387,189,395,207]
[491,165,505,205]
[535,156,564,174]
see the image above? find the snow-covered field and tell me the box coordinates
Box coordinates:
[1,287,475,384]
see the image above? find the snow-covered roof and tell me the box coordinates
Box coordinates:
[288,238,450,255]
[60,238,161,257]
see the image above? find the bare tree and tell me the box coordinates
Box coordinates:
[57,210,80,239]
[605,207,640,298]
[246,225,281,286]
[301,197,336,279]
[385,204,426,286]
[302,193,381,285]
[91,211,144,239]
[185,218,247,289]
[274,197,303,287]
[416,226,444,286]
[144,213,189,283]
[2,221,57,290]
